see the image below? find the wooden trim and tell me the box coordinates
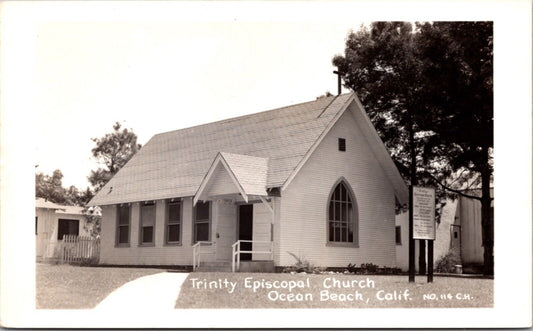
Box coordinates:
[194,153,250,205]
[281,94,355,192]
[219,154,249,203]
[115,204,131,247]
[192,201,212,244]
[351,95,409,204]
[164,198,183,245]
[138,201,156,246]
[193,154,223,206]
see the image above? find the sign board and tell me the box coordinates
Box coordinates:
[412,186,436,240]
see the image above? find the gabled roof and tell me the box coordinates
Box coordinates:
[89,93,354,206]
[194,152,268,205]
[88,92,408,206]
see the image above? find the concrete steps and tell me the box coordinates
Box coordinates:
[195,261,232,272]
[239,260,275,273]
[194,260,275,273]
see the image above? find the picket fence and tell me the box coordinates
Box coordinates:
[60,235,100,265]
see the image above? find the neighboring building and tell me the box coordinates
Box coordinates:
[88,93,408,271]
[451,188,494,268]
[35,198,91,261]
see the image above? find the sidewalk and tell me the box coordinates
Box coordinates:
[94,272,189,311]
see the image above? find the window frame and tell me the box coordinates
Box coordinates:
[165,199,182,246]
[139,201,156,247]
[326,178,359,247]
[192,201,211,244]
[116,204,131,247]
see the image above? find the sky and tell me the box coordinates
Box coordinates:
[2,0,530,195]
[31,4,370,189]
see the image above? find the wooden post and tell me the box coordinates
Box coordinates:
[428,240,434,283]
[419,239,426,275]
[408,185,415,282]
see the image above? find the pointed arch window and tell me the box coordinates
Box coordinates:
[328,180,358,245]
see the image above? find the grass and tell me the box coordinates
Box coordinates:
[36,263,164,309]
[175,272,493,309]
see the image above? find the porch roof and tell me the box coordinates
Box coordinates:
[194,152,268,205]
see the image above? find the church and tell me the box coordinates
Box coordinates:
[88,93,408,271]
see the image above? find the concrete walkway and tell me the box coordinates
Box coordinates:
[94,272,189,311]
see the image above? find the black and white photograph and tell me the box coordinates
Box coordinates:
[0,0,531,328]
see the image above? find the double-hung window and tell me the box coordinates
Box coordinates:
[166,200,181,244]
[116,204,131,245]
[140,202,156,245]
[194,201,210,242]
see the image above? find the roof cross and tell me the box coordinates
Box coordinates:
[333,70,342,95]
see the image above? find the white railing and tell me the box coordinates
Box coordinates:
[192,241,212,271]
[231,240,274,272]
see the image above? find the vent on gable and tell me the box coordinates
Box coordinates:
[338,138,346,152]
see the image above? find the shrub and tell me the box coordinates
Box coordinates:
[346,263,401,275]
[283,252,325,274]
[435,250,462,273]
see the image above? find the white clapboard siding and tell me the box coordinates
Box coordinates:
[279,110,396,268]
[456,196,484,264]
[100,197,215,265]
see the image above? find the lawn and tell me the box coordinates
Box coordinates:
[175,272,493,309]
[36,263,164,309]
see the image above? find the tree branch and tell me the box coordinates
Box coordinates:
[423,170,493,201]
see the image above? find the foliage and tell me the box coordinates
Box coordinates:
[435,250,462,273]
[316,91,334,99]
[346,263,401,275]
[82,206,102,237]
[332,21,493,274]
[88,122,142,192]
[416,22,493,275]
[283,252,325,274]
[35,169,93,206]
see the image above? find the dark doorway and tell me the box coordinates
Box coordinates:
[57,219,79,240]
[239,204,253,261]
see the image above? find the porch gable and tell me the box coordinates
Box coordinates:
[194,152,268,205]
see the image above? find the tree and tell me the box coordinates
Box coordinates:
[333,22,432,275]
[88,122,142,192]
[416,22,493,275]
[36,169,68,204]
[35,169,94,206]
[332,22,494,275]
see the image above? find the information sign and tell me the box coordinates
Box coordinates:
[412,186,436,240]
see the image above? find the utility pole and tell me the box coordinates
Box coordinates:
[408,116,416,283]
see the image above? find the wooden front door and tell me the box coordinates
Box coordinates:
[239,204,253,261]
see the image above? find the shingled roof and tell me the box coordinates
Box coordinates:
[89,93,410,206]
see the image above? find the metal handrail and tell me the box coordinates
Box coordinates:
[231,240,274,272]
[192,241,212,271]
